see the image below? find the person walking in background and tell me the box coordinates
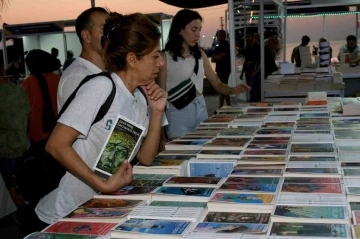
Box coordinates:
[62,50,76,71]
[211,29,231,108]
[0,60,30,210]
[21,50,60,154]
[338,35,360,63]
[51,47,62,75]
[291,35,310,67]
[157,9,250,140]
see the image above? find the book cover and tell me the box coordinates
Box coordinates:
[247,143,288,150]
[243,150,287,156]
[93,115,145,178]
[136,159,184,167]
[289,156,337,162]
[114,219,190,235]
[159,150,199,156]
[25,232,98,239]
[130,179,166,187]
[204,212,270,224]
[80,199,142,209]
[132,174,174,180]
[273,205,347,220]
[253,137,290,141]
[281,183,343,194]
[255,128,292,135]
[155,187,214,197]
[44,221,116,235]
[155,155,193,160]
[353,225,360,238]
[230,168,283,176]
[165,176,222,185]
[343,168,360,177]
[189,162,234,177]
[285,168,339,174]
[290,143,335,153]
[353,211,360,224]
[346,187,360,195]
[219,183,278,193]
[64,208,131,220]
[210,193,275,204]
[238,156,286,163]
[269,222,349,238]
[103,186,157,196]
[149,201,207,208]
[203,138,250,148]
[284,177,341,184]
[225,177,280,184]
[193,222,268,234]
[197,149,242,157]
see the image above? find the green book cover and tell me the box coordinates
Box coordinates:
[270,222,349,237]
[274,206,346,219]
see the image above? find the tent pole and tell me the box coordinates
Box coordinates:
[356,13,359,42]
[90,0,95,7]
[228,0,236,88]
[322,15,326,37]
[283,0,287,62]
[225,10,228,33]
[260,0,265,102]
[2,29,8,68]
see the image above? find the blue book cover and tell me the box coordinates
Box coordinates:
[193,222,267,234]
[189,162,234,177]
[115,219,190,235]
[220,183,278,193]
[155,187,214,197]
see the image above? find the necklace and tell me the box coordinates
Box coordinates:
[182,49,191,56]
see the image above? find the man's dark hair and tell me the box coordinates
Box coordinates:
[75,7,108,46]
[347,35,357,42]
[51,47,58,57]
[301,35,310,46]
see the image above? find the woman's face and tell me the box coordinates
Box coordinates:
[181,19,202,47]
[136,43,164,85]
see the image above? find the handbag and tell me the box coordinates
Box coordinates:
[15,72,116,202]
[168,58,199,110]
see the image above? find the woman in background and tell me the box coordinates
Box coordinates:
[157,9,250,140]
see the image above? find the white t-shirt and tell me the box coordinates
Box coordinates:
[36,69,150,224]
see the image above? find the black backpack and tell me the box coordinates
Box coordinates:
[15,72,116,202]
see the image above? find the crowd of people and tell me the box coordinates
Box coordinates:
[0,7,250,237]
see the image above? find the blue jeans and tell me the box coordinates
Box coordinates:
[165,95,208,139]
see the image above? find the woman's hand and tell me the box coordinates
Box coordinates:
[140,81,168,113]
[100,161,133,193]
[232,83,251,95]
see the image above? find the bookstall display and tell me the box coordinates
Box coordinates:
[24,97,360,239]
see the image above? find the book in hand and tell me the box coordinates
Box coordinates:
[110,219,194,239]
[203,211,270,224]
[268,222,351,238]
[25,232,100,239]
[152,186,215,202]
[43,221,117,236]
[272,205,350,224]
[163,176,225,188]
[93,115,145,178]
[128,204,206,222]
[192,222,268,234]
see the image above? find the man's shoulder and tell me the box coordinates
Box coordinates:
[61,58,101,81]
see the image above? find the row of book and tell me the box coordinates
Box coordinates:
[25,97,360,239]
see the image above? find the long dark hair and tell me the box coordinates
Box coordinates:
[165,9,202,61]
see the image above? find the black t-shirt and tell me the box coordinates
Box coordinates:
[214,41,231,72]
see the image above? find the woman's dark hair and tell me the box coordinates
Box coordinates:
[101,12,161,72]
[25,49,57,74]
[165,9,202,61]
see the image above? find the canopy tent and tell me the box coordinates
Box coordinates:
[159,0,227,9]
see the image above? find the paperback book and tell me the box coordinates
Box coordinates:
[24,233,99,239]
[94,186,158,200]
[93,115,145,178]
[164,176,224,188]
[188,160,235,177]
[218,183,279,194]
[280,183,344,194]
[192,222,268,234]
[43,221,117,236]
[152,186,215,202]
[203,211,270,224]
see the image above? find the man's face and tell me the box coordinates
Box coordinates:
[347,40,357,49]
[245,34,253,44]
[217,31,226,41]
[86,11,108,54]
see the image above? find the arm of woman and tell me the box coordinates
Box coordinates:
[46,123,132,193]
[136,82,168,165]
[202,50,250,95]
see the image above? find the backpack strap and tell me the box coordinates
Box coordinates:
[58,72,116,126]
[35,73,57,133]
[194,58,199,75]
